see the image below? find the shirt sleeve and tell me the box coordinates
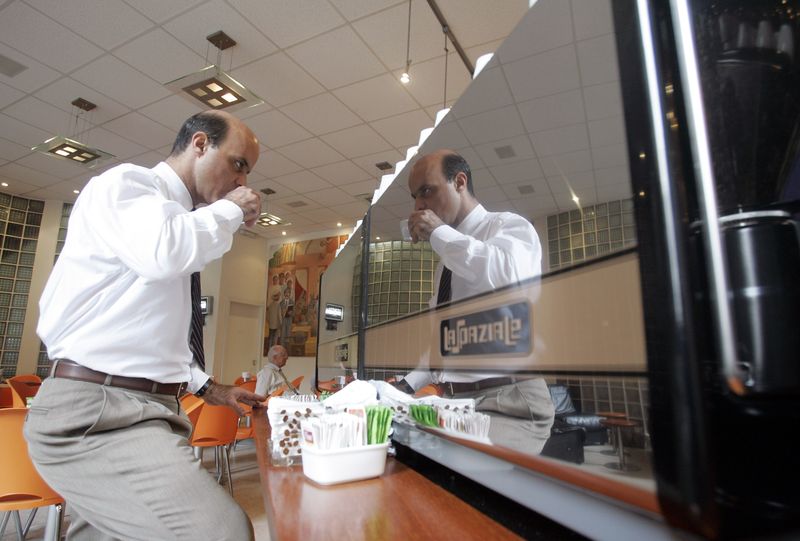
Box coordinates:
[188,365,211,394]
[255,369,270,396]
[429,213,542,291]
[81,167,243,281]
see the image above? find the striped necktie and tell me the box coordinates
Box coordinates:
[189,271,205,370]
[436,266,452,305]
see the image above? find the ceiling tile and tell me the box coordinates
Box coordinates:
[0,113,51,148]
[0,2,102,72]
[312,160,372,185]
[334,74,419,121]
[350,148,404,175]
[436,0,527,49]
[0,137,31,162]
[0,80,24,109]
[571,0,614,41]
[330,200,369,220]
[321,124,392,158]
[473,133,535,167]
[282,93,362,136]
[340,176,379,196]
[470,167,499,191]
[228,0,344,49]
[518,89,585,134]
[232,53,323,108]
[582,81,623,121]
[597,181,631,202]
[286,26,385,90]
[591,144,627,170]
[0,43,61,93]
[530,123,589,157]
[490,158,545,186]
[0,178,42,197]
[588,115,626,148]
[540,149,594,177]
[452,145,486,170]
[102,112,177,149]
[370,109,432,149]
[71,55,171,109]
[305,186,357,206]
[594,166,631,189]
[271,193,322,212]
[257,150,303,178]
[277,139,344,169]
[26,0,154,50]
[34,77,131,124]
[3,96,75,135]
[83,127,147,161]
[123,0,206,23]
[272,170,332,194]
[458,104,525,146]
[576,34,619,86]
[162,0,277,69]
[547,170,596,193]
[139,95,204,132]
[328,0,402,22]
[499,177,552,200]
[244,110,312,149]
[16,151,88,179]
[475,185,511,205]
[505,44,580,103]
[114,28,205,84]
[418,116,465,151]
[400,54,472,109]
[0,161,60,188]
[128,149,168,169]
[351,2,449,69]
[451,66,514,119]
[497,0,573,64]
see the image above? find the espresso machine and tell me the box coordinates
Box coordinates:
[617,0,800,537]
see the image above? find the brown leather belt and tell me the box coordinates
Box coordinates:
[51,359,187,396]
[441,376,522,396]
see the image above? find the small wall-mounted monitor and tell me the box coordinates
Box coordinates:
[324,303,344,321]
[200,296,213,316]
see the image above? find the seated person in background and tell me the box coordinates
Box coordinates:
[393,149,554,455]
[256,345,299,397]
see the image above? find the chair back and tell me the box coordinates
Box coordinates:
[179,393,205,428]
[7,375,42,408]
[0,385,12,408]
[189,402,239,448]
[289,376,304,393]
[238,380,257,393]
[0,408,63,512]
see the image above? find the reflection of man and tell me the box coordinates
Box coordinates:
[256,345,299,396]
[396,149,553,454]
[267,290,282,349]
[26,110,266,540]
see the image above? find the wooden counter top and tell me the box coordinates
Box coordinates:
[253,410,522,541]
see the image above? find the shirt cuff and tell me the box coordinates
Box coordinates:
[188,364,211,394]
[429,224,460,255]
[208,198,245,230]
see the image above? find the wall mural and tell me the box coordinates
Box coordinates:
[265,235,349,357]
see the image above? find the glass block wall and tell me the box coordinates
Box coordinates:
[0,194,43,379]
[546,198,636,271]
[36,202,73,377]
[353,240,439,328]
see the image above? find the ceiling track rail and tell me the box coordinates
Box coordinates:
[425,0,475,77]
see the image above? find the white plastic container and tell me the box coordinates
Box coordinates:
[301,442,389,485]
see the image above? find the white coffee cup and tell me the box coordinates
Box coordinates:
[400,219,412,241]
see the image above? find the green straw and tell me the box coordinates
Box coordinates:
[366,405,394,444]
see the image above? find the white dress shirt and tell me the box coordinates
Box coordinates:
[254,363,284,396]
[404,204,542,390]
[37,162,243,393]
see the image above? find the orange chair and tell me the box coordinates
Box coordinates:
[0,386,12,409]
[179,393,205,430]
[0,408,64,541]
[189,402,240,495]
[238,380,257,393]
[232,379,258,450]
[7,375,42,408]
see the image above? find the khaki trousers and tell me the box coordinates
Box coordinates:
[23,377,253,541]
[453,378,555,455]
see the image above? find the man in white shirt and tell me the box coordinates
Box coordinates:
[267,290,283,349]
[395,149,554,455]
[25,111,266,541]
[255,345,299,397]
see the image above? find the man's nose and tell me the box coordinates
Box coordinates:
[415,199,426,211]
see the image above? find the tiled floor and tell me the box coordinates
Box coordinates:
[1,439,271,541]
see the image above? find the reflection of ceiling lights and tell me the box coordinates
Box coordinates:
[32,98,114,168]
[256,211,290,227]
[165,31,263,113]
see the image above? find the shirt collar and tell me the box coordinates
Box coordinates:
[153,161,193,211]
[268,362,281,371]
[456,204,487,234]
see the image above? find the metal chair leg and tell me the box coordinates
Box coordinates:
[0,512,10,537]
[222,444,233,496]
[43,503,63,541]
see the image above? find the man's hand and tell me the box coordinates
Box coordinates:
[408,209,444,242]
[202,383,266,415]
[224,186,262,227]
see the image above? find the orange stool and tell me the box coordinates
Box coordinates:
[600,417,640,472]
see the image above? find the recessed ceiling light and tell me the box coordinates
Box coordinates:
[1,182,8,187]
[73,189,80,194]
[376,236,381,240]
[336,222,342,227]
[281,231,286,236]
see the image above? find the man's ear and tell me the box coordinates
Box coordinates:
[453,171,468,193]
[191,132,209,155]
